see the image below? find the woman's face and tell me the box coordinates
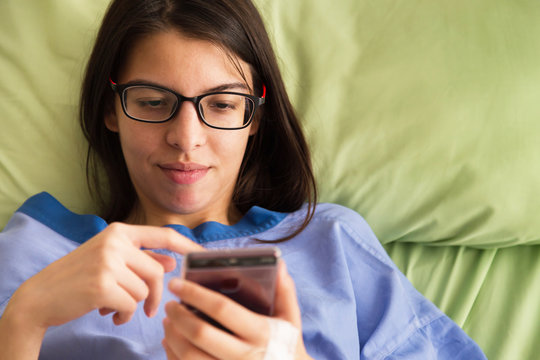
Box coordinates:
[106,31,258,227]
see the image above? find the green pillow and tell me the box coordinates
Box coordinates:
[0,1,108,221]
[260,0,540,248]
[2,0,540,248]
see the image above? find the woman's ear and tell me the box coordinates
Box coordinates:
[249,114,261,136]
[105,111,119,132]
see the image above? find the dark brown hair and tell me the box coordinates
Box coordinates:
[80,0,317,239]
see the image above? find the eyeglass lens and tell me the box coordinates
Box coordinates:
[123,86,255,128]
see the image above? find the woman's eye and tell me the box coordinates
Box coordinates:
[136,98,167,108]
[212,102,235,110]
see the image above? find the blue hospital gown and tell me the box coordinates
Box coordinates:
[0,193,486,359]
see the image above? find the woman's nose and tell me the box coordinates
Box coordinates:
[165,101,207,152]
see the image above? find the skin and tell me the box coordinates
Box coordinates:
[0,30,312,360]
[162,262,311,360]
[106,30,259,228]
[0,224,204,359]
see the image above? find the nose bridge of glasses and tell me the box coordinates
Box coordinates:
[171,92,202,119]
[165,100,208,151]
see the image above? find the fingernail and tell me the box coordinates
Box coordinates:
[169,278,183,292]
[163,317,170,326]
[164,301,178,316]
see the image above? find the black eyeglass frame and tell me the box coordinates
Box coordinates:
[109,79,266,130]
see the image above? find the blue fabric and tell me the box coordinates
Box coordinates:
[17,192,108,244]
[16,192,287,244]
[165,206,288,243]
[0,193,486,359]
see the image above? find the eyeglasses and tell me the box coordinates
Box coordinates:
[110,79,266,130]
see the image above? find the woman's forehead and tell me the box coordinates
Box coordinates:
[119,30,254,94]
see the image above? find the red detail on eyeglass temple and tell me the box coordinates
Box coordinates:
[110,78,117,86]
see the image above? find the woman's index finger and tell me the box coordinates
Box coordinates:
[120,224,205,254]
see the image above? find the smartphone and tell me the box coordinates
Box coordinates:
[181,247,280,331]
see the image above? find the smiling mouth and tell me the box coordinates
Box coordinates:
[159,165,209,185]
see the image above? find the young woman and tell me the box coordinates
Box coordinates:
[0,0,486,359]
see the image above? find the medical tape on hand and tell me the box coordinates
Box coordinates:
[263,318,299,360]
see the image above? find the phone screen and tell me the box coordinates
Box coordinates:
[181,247,280,331]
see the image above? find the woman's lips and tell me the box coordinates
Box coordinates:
[159,163,209,185]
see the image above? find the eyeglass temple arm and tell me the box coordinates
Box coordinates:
[257,84,266,105]
[109,78,118,91]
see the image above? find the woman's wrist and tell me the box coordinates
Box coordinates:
[0,292,47,360]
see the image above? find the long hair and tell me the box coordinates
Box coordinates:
[80,0,317,239]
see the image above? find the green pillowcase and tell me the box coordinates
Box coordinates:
[261,0,540,247]
[1,0,539,247]
[0,1,108,222]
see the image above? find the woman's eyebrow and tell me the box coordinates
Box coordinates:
[122,79,251,94]
[204,82,250,93]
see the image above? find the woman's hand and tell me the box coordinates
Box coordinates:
[162,261,313,360]
[4,223,203,332]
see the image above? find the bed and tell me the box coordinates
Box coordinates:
[2,0,540,358]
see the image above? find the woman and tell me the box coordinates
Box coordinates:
[0,0,486,359]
